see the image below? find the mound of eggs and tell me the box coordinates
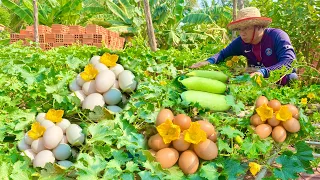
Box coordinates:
[68,55,137,113]
[18,112,85,168]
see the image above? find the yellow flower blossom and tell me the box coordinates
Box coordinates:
[156,119,181,144]
[45,109,64,123]
[301,98,307,105]
[184,122,207,144]
[144,71,150,77]
[80,64,98,81]
[256,76,262,87]
[276,105,292,121]
[231,56,239,62]
[256,104,273,121]
[307,93,315,99]
[249,162,261,176]
[226,60,233,67]
[27,122,46,140]
[100,53,118,67]
[160,81,167,86]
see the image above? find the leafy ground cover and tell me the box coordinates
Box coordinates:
[0,39,319,179]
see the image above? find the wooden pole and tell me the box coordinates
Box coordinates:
[143,0,157,51]
[232,0,237,40]
[33,0,39,45]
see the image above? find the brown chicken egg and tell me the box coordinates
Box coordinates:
[148,133,170,151]
[285,104,299,119]
[156,109,174,126]
[197,120,215,137]
[194,139,218,160]
[282,118,300,133]
[172,133,191,151]
[155,148,179,169]
[208,131,218,142]
[250,114,264,126]
[178,150,199,174]
[255,96,269,108]
[272,126,287,143]
[173,114,191,130]
[255,124,272,139]
[267,114,281,127]
[268,99,281,111]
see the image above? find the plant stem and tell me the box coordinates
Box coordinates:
[255,150,279,180]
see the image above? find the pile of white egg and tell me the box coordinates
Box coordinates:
[17,113,85,168]
[69,55,137,112]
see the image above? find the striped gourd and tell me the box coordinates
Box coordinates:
[181,90,230,111]
[186,70,228,83]
[180,77,226,94]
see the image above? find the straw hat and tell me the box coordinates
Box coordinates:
[227,7,272,30]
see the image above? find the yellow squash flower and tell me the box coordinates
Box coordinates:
[301,98,307,105]
[156,119,181,144]
[100,53,118,67]
[28,122,46,140]
[249,162,261,176]
[256,104,273,121]
[184,122,207,144]
[231,56,239,63]
[255,76,262,87]
[226,60,233,67]
[80,64,98,81]
[45,109,64,123]
[276,105,292,121]
[307,93,315,99]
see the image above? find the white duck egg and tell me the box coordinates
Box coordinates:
[110,64,124,78]
[94,63,109,72]
[103,88,122,105]
[57,160,73,168]
[107,106,123,113]
[82,93,105,110]
[118,70,137,92]
[95,70,116,93]
[33,150,55,168]
[56,119,71,133]
[36,113,46,123]
[18,138,31,151]
[31,137,47,153]
[21,149,36,161]
[112,80,120,89]
[66,124,85,146]
[43,126,63,149]
[40,119,55,129]
[82,80,98,95]
[24,132,34,145]
[70,90,87,104]
[60,135,68,144]
[69,79,81,92]
[90,55,101,65]
[52,143,71,160]
[76,74,86,87]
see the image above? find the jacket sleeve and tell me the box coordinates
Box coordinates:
[206,37,243,64]
[259,29,296,78]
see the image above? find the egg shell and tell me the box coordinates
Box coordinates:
[69,79,81,92]
[250,114,264,126]
[272,126,287,143]
[178,150,199,174]
[56,119,71,133]
[66,124,85,146]
[36,113,46,123]
[33,150,55,168]
[155,148,179,169]
[24,132,34,145]
[52,143,72,160]
[268,100,281,111]
[60,135,68,144]
[208,131,218,142]
[95,70,116,93]
[282,118,300,133]
[21,149,36,161]
[285,104,299,119]
[172,133,190,151]
[18,138,31,151]
[82,93,105,110]
[103,88,122,105]
[255,124,272,139]
[121,80,137,93]
[156,109,174,126]
[40,119,55,129]
[112,80,120,89]
[173,114,191,130]
[267,114,280,127]
[118,70,137,92]
[90,56,101,65]
[57,160,73,168]
[82,80,98,95]
[110,64,124,78]
[43,126,63,149]
[197,120,215,137]
[76,74,85,87]
[255,96,268,108]
[71,90,87,104]
[148,133,170,151]
[107,105,123,113]
[94,63,109,72]
[194,139,218,160]
[31,137,47,153]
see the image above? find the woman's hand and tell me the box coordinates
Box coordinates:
[190,61,210,69]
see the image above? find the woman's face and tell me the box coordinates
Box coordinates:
[236,26,255,43]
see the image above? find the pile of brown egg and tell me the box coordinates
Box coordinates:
[251,96,301,142]
[147,109,218,174]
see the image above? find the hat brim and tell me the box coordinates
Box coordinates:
[227,17,272,30]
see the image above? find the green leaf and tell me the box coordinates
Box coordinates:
[88,106,114,122]
[138,171,160,180]
[241,137,272,158]
[74,153,107,179]
[163,166,184,179]
[106,0,132,24]
[125,161,140,173]
[10,160,34,180]
[217,139,232,153]
[66,56,84,70]
[121,173,134,180]
[219,158,246,180]
[199,162,219,180]
[219,126,244,139]
[295,141,314,168]
[273,154,305,179]
[181,13,213,24]
[0,162,10,180]
[1,0,33,24]
[87,122,120,145]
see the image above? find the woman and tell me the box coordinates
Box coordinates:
[190,7,297,85]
